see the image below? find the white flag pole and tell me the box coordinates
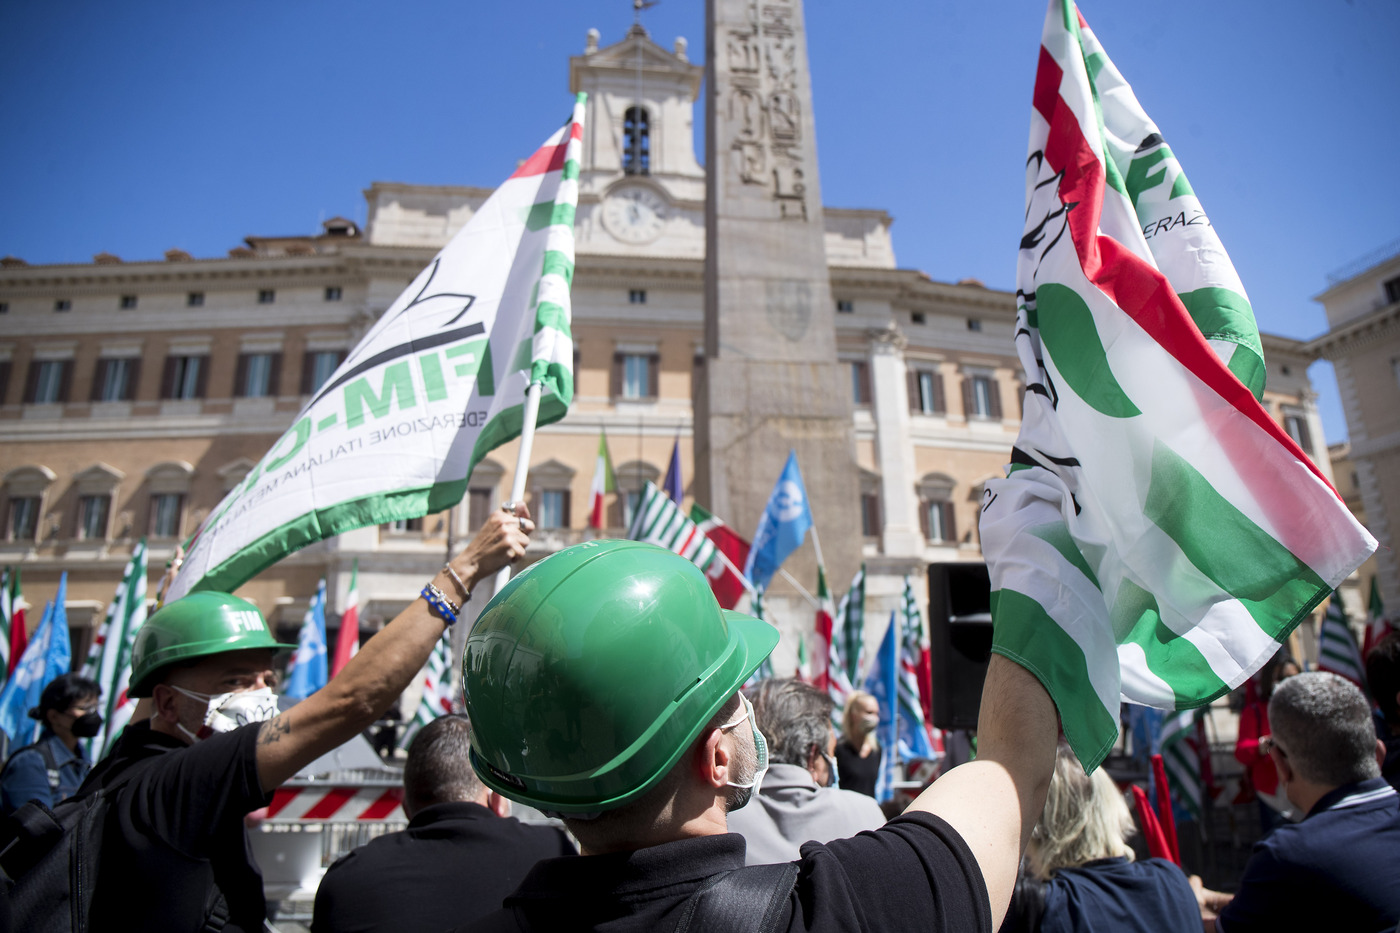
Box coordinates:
[493,382,544,592]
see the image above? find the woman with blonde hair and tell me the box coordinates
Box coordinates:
[1007,742,1199,932]
[834,691,881,798]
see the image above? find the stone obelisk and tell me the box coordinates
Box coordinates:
[697,0,862,593]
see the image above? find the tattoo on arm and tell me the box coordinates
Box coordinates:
[258,714,291,747]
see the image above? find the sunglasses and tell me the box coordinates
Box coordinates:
[1259,735,1287,758]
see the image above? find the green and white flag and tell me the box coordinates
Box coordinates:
[982,1,1377,769]
[1158,708,1204,820]
[401,631,453,750]
[167,96,586,600]
[627,481,719,573]
[827,566,865,714]
[81,540,148,759]
[1318,592,1367,689]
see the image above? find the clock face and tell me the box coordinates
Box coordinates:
[603,186,667,244]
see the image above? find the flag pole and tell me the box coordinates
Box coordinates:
[778,568,819,610]
[809,524,827,572]
[493,382,544,592]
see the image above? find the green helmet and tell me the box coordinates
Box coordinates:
[463,539,777,814]
[129,591,296,697]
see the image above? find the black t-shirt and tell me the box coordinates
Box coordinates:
[312,801,576,933]
[78,720,272,933]
[835,740,881,798]
[458,810,990,933]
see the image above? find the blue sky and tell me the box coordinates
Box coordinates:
[3,1,1396,444]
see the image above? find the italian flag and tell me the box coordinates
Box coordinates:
[588,433,616,529]
[331,559,360,678]
[981,0,1376,769]
[1363,576,1390,658]
[690,503,753,611]
[811,565,834,691]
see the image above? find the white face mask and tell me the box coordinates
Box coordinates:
[719,694,769,809]
[173,685,279,741]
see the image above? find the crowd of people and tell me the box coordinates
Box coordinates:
[0,514,1398,931]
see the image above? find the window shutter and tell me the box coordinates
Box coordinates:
[932,372,946,414]
[22,360,40,404]
[57,360,73,403]
[961,377,973,418]
[125,358,141,401]
[1295,418,1313,455]
[987,378,1002,420]
[161,356,178,400]
[0,361,10,405]
[268,353,283,396]
[301,352,316,395]
[942,502,958,544]
[193,355,209,399]
[146,494,158,537]
[648,354,660,398]
[907,369,920,413]
[561,490,572,528]
[234,354,250,398]
[611,353,623,398]
[918,498,930,538]
[90,359,110,402]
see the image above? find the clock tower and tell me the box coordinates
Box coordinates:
[569,25,706,259]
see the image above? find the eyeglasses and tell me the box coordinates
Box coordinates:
[1260,735,1287,758]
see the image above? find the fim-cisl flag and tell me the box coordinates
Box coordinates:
[80,540,148,759]
[629,482,719,573]
[1318,592,1367,689]
[827,566,866,720]
[981,0,1377,768]
[167,96,586,600]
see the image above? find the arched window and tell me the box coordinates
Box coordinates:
[623,107,650,175]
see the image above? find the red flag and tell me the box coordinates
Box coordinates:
[330,561,359,678]
[1131,784,1176,864]
[1152,754,1181,866]
[689,504,751,611]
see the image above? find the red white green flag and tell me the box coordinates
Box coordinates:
[166,96,586,601]
[330,559,359,678]
[587,433,616,530]
[1363,576,1390,658]
[811,565,834,691]
[3,568,27,678]
[689,503,753,611]
[981,0,1377,769]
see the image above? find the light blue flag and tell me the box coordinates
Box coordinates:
[0,573,71,746]
[285,579,328,699]
[863,611,900,803]
[743,451,813,593]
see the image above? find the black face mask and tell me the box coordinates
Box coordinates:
[71,711,103,739]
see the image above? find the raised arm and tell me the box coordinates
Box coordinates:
[904,654,1059,930]
[253,504,533,792]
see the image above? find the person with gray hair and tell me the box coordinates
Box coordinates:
[312,715,574,933]
[725,678,886,864]
[1208,671,1400,932]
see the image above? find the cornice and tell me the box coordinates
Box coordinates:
[1304,302,1400,360]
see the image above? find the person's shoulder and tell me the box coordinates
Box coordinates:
[499,817,575,856]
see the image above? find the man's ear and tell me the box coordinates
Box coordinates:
[150,683,183,725]
[1272,749,1294,786]
[699,727,731,790]
[1377,739,1387,773]
[487,791,511,818]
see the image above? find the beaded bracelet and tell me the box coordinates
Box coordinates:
[421,583,460,626]
[441,563,471,602]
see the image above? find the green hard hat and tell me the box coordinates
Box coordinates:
[129,591,296,697]
[463,539,777,814]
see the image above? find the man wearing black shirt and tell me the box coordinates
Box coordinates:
[312,714,574,933]
[73,505,532,933]
[457,541,1058,933]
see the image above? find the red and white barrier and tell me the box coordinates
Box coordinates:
[266,785,404,822]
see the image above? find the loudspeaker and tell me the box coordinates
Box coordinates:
[927,562,993,731]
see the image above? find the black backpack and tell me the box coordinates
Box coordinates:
[0,786,112,933]
[0,740,66,817]
[0,756,232,933]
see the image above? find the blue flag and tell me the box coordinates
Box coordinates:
[0,573,71,746]
[743,451,813,592]
[663,436,683,503]
[286,579,328,699]
[863,612,900,803]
